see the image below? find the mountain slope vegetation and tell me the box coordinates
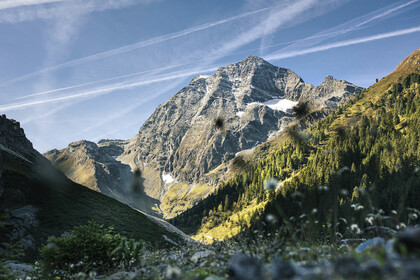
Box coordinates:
[171,48,420,242]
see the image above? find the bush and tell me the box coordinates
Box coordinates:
[40,221,144,275]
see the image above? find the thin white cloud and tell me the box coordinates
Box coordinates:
[6,0,417,113]
[270,0,420,56]
[0,0,63,10]
[208,0,321,60]
[265,26,420,61]
[0,5,270,86]
[0,66,218,112]
[20,101,77,124]
[76,79,186,138]
[0,0,149,23]
[15,63,189,100]
[353,0,419,29]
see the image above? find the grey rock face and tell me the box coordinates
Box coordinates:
[4,262,33,279]
[4,205,39,250]
[120,56,361,184]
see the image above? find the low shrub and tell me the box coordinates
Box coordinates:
[40,221,144,275]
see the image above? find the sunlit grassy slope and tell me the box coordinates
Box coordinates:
[192,199,267,242]
[161,182,213,218]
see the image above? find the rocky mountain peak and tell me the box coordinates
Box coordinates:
[239,55,271,66]
[67,140,99,156]
[323,75,335,82]
[118,57,361,186]
[69,139,96,148]
[215,55,283,78]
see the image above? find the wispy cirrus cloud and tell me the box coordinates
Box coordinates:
[0,0,63,10]
[266,25,420,61]
[0,4,271,86]
[352,0,419,29]
[2,0,418,121]
[0,66,218,112]
[268,0,420,56]
[15,63,189,100]
[205,0,326,62]
[0,0,152,23]
[5,0,412,114]
[13,24,419,115]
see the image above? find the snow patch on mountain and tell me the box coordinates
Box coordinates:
[162,173,174,184]
[250,98,298,113]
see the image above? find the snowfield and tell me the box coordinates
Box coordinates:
[252,98,298,112]
[162,173,174,184]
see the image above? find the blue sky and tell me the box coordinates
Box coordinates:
[0,0,419,152]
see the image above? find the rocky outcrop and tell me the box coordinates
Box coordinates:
[0,115,42,162]
[5,206,39,250]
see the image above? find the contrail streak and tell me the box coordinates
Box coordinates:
[0,0,62,10]
[15,62,189,100]
[0,66,218,112]
[266,26,420,61]
[0,6,269,86]
[269,0,420,56]
[353,0,419,29]
[75,79,185,137]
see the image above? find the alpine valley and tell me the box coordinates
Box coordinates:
[1,47,419,279]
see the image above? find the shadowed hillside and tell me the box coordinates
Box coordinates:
[0,116,190,261]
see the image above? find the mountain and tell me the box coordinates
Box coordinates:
[44,139,159,216]
[171,48,420,241]
[46,56,362,218]
[0,115,192,261]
